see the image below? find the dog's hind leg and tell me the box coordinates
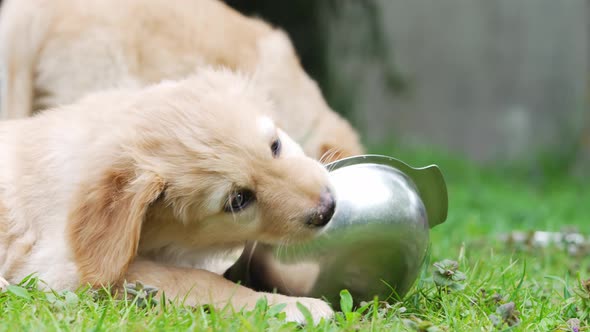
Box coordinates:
[0,0,52,119]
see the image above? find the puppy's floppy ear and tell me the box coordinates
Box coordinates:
[68,167,165,286]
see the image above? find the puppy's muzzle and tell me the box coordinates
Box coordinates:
[307,188,336,227]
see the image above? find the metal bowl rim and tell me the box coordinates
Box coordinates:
[326,154,448,227]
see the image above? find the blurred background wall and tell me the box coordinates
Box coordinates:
[226,0,590,173]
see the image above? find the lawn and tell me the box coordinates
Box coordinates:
[1,147,589,331]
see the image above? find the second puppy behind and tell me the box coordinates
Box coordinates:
[0,0,364,163]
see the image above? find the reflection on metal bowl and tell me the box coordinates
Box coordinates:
[225,155,448,307]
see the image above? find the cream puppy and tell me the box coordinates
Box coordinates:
[0,0,364,162]
[0,69,335,323]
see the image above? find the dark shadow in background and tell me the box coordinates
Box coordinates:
[223,1,330,94]
[224,0,407,119]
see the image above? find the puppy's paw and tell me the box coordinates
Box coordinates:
[272,295,333,325]
[0,276,9,291]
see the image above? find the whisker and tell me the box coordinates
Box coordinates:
[319,148,333,165]
[275,238,297,295]
[327,158,339,172]
[245,241,258,284]
[320,147,341,169]
[329,149,342,163]
[227,192,237,223]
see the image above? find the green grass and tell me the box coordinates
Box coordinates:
[2,147,589,331]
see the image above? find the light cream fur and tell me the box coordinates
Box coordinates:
[0,0,364,163]
[0,69,334,323]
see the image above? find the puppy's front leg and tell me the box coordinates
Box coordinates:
[124,259,333,324]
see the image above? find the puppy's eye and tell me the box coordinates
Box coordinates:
[270,138,281,158]
[224,189,255,212]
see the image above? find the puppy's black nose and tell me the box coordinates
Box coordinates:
[308,188,336,227]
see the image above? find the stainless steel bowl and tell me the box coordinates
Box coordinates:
[225,155,448,306]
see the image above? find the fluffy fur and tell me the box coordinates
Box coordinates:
[0,0,364,162]
[0,69,335,323]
